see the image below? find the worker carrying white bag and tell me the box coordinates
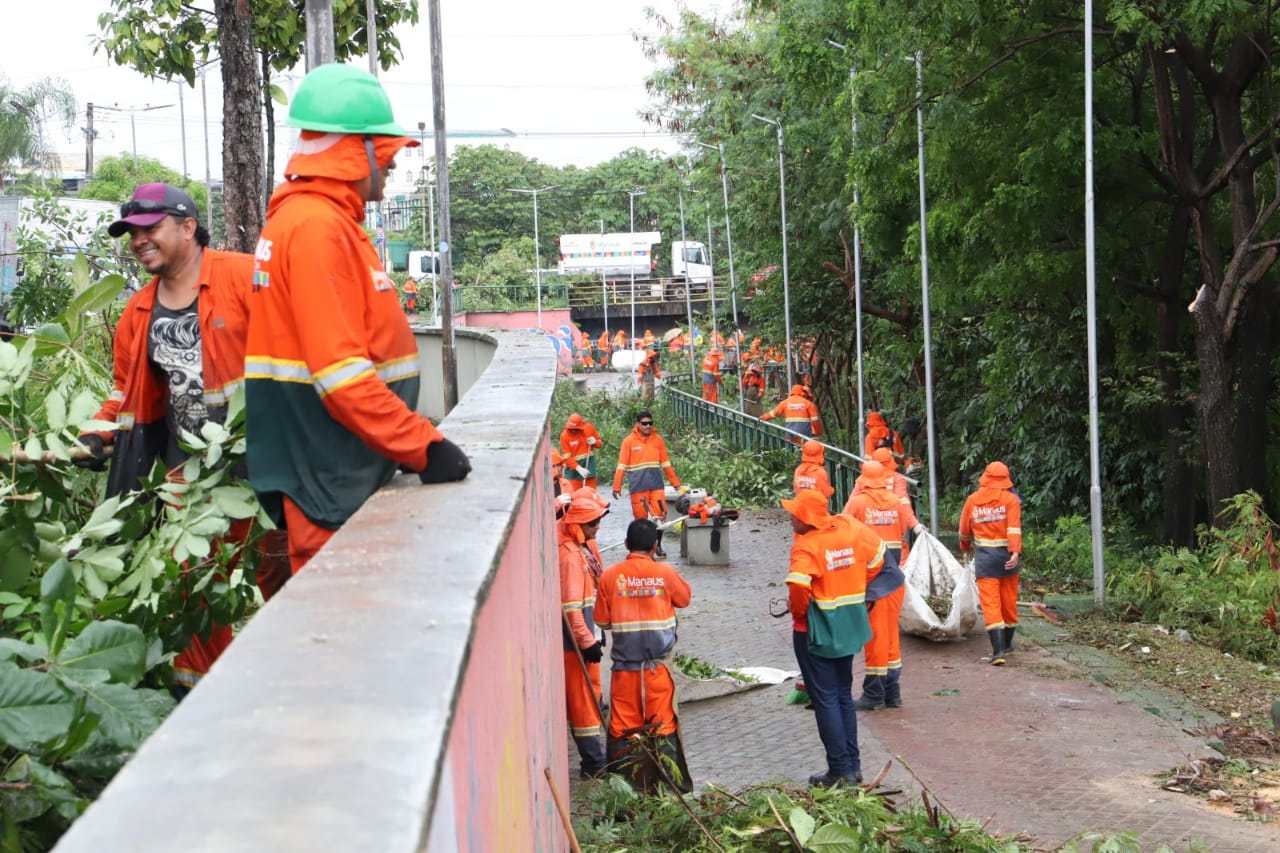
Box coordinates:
[899,529,981,640]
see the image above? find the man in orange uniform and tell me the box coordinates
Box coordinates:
[700,346,723,403]
[642,328,656,349]
[558,487,611,779]
[245,64,471,574]
[793,440,834,502]
[784,489,884,787]
[612,410,684,558]
[578,331,596,372]
[594,518,693,792]
[761,384,823,440]
[842,460,909,710]
[402,277,417,313]
[76,182,255,697]
[612,329,628,353]
[597,330,612,366]
[742,363,765,402]
[559,412,604,490]
[863,411,905,459]
[958,461,1022,665]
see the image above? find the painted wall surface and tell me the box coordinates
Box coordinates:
[434,431,566,852]
[458,309,572,334]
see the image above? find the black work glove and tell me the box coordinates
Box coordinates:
[581,641,604,664]
[418,437,472,484]
[74,435,108,471]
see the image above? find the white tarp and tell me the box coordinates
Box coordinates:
[899,530,981,641]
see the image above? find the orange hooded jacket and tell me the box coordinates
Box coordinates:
[959,461,1022,563]
[245,136,441,529]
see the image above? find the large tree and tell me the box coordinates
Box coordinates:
[96,0,419,251]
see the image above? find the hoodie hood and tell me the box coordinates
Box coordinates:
[801,439,825,465]
[979,461,1013,490]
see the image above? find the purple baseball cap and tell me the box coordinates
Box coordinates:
[107,183,199,237]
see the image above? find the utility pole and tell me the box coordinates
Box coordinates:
[201,72,212,227]
[82,103,96,179]
[177,83,188,180]
[427,0,459,411]
[304,0,336,68]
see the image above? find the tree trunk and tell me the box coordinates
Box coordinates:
[1187,283,1239,522]
[215,0,264,253]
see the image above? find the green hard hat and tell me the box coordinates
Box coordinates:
[288,63,409,136]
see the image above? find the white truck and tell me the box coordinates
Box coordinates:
[557,232,712,300]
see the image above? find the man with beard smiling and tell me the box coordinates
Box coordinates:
[77,182,258,697]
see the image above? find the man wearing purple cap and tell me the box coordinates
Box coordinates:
[76,182,260,696]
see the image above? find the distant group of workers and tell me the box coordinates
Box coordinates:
[551,410,693,787]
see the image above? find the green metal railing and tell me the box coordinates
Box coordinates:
[663,382,874,509]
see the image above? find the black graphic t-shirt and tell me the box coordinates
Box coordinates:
[148,297,226,468]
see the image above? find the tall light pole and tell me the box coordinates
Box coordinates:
[705,205,717,344]
[696,140,743,412]
[1084,0,1106,603]
[677,184,696,382]
[599,218,609,348]
[913,51,940,535]
[751,114,793,391]
[628,187,645,350]
[509,185,557,329]
[827,39,867,451]
[200,73,212,226]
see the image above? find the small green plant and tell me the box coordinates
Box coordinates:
[1106,492,1280,664]
[673,654,758,683]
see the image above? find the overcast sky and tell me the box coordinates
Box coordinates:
[1,0,734,184]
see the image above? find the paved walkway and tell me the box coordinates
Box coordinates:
[577,503,1279,852]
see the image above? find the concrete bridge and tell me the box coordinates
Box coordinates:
[54,328,569,852]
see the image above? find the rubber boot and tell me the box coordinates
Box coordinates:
[1002,625,1017,655]
[853,674,887,711]
[654,529,667,559]
[985,628,1007,666]
[884,669,902,708]
[574,734,607,780]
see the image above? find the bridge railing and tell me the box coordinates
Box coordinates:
[663,382,873,509]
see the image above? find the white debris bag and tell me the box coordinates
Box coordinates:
[898,529,981,641]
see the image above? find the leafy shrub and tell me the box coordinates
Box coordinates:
[1020,514,1149,595]
[1106,492,1280,664]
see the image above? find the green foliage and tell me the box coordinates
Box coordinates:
[0,256,270,847]
[8,192,134,328]
[1021,515,1148,596]
[79,154,209,214]
[672,653,757,683]
[575,774,1031,851]
[1106,492,1280,664]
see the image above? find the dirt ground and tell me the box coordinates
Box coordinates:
[1054,612,1280,820]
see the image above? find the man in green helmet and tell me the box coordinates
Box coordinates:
[245,63,471,575]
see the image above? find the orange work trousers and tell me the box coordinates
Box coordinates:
[283,495,338,575]
[701,384,719,404]
[863,584,904,676]
[977,574,1020,630]
[609,663,677,738]
[629,489,667,521]
[563,651,604,739]
[172,516,252,690]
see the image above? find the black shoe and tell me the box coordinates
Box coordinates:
[654,547,667,559]
[885,696,902,708]
[854,695,886,711]
[808,770,861,788]
[579,764,606,780]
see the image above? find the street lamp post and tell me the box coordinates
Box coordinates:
[628,188,645,351]
[826,39,867,451]
[677,185,696,382]
[1084,0,1106,603]
[509,185,557,329]
[695,140,743,411]
[751,114,794,391]
[913,51,940,535]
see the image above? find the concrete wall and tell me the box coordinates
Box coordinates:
[53,328,568,852]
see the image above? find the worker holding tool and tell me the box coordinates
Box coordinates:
[959,461,1022,665]
[761,384,823,440]
[558,487,611,779]
[612,410,685,558]
[559,412,603,490]
[793,440,835,503]
[700,346,723,403]
[245,64,470,575]
[842,460,909,711]
[594,518,693,792]
[783,488,884,788]
[863,411,905,459]
[75,182,275,697]
[741,362,765,403]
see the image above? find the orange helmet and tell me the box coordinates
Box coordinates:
[563,487,610,525]
[565,413,585,430]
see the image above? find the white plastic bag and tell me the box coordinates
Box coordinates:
[899,530,981,641]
